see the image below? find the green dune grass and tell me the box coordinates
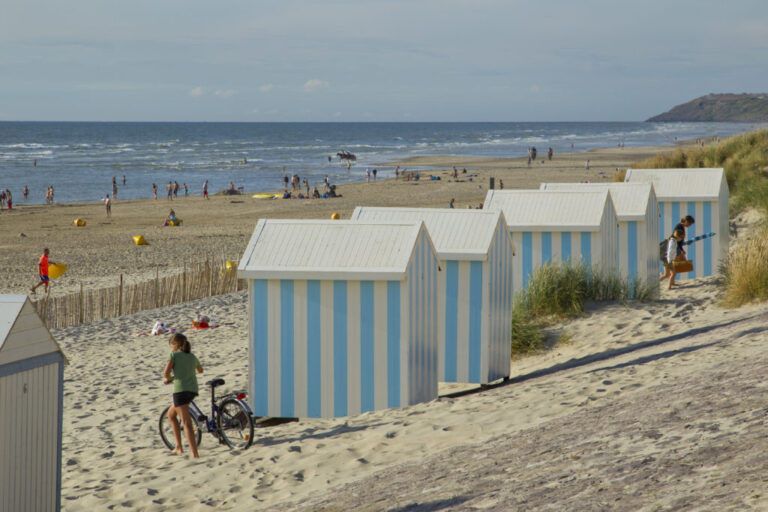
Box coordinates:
[511,263,652,355]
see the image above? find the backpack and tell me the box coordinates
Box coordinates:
[659,239,669,261]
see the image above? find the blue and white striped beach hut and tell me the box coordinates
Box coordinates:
[237,219,439,419]
[540,183,659,297]
[484,190,618,296]
[625,168,729,279]
[1,295,67,512]
[351,207,514,385]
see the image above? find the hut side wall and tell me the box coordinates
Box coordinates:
[407,229,438,404]
[485,220,513,383]
[249,277,413,418]
[0,358,62,512]
[658,199,724,279]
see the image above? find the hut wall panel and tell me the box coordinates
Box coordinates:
[249,271,436,418]
[0,362,60,512]
[512,230,599,296]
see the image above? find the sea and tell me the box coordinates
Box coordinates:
[0,121,757,205]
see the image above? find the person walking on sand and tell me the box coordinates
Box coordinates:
[449,198,455,209]
[23,185,28,200]
[183,183,188,197]
[105,194,111,218]
[660,229,685,289]
[674,216,695,247]
[372,168,377,181]
[30,248,55,295]
[173,181,179,199]
[548,147,553,161]
[163,333,203,458]
[585,160,590,170]
[202,180,209,199]
[152,183,158,200]
[167,181,173,200]
[5,189,11,210]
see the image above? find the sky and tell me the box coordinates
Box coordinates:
[2,0,767,122]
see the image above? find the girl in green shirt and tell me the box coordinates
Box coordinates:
[163,333,203,458]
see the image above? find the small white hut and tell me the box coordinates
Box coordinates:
[540,183,660,297]
[351,207,514,385]
[238,219,440,419]
[484,189,618,295]
[0,295,67,512]
[625,168,729,278]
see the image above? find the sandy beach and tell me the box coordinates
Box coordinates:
[6,141,766,511]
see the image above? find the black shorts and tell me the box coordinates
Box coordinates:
[173,391,198,407]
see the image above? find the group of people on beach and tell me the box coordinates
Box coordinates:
[0,188,13,210]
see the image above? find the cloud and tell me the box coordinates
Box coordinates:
[189,86,204,97]
[259,84,274,92]
[304,79,329,92]
[529,84,541,94]
[332,111,341,118]
[214,89,237,98]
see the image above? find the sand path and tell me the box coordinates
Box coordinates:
[55,269,768,510]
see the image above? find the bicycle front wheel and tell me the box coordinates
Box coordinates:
[159,405,203,451]
[216,398,254,449]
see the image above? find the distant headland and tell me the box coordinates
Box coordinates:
[647,93,768,122]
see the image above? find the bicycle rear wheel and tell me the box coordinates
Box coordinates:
[159,405,203,451]
[216,398,254,449]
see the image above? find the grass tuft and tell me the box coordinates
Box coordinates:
[510,262,651,355]
[720,230,768,307]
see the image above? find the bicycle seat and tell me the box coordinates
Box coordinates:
[207,378,225,388]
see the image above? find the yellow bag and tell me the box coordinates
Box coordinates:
[673,260,693,273]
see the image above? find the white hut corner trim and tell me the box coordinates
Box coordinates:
[0,295,67,512]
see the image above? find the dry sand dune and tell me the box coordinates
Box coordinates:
[55,271,768,511]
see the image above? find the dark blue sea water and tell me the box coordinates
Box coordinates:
[0,121,757,204]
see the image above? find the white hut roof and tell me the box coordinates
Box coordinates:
[484,190,611,232]
[238,219,434,281]
[350,207,511,261]
[0,295,67,366]
[625,168,725,201]
[539,183,654,222]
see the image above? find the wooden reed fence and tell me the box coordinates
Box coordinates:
[33,258,246,329]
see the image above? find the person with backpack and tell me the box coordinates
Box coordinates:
[660,229,685,289]
[673,215,695,259]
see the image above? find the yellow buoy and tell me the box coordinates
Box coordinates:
[330,213,340,220]
[133,235,148,246]
[225,260,237,270]
[74,218,86,227]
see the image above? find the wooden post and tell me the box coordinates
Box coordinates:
[79,282,84,324]
[183,262,187,302]
[118,274,123,316]
[155,267,159,309]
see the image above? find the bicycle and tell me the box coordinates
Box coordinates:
[159,378,255,451]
